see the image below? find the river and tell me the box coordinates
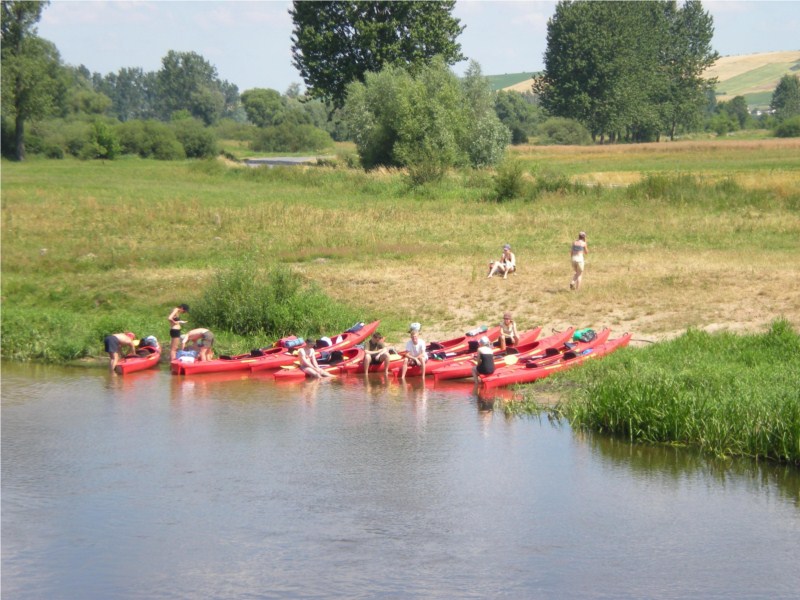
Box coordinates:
[2,362,799,599]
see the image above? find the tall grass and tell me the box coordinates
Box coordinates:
[538,320,800,464]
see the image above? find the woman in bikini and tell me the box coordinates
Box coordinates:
[570,231,588,290]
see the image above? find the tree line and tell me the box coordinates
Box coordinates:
[3,0,799,170]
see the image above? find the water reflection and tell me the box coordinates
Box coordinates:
[3,361,800,600]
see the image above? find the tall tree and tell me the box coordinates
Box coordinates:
[290,0,465,108]
[660,0,718,140]
[771,74,800,121]
[1,0,60,160]
[536,0,717,142]
[156,50,234,124]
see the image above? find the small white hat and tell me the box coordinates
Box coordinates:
[479,336,491,346]
[409,322,421,333]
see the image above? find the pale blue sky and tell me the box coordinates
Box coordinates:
[38,1,800,94]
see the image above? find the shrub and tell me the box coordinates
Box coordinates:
[191,263,359,338]
[251,123,334,153]
[172,118,218,158]
[493,159,526,201]
[536,117,591,145]
[775,115,800,138]
[115,120,185,160]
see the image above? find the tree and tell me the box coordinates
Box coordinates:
[290,0,465,108]
[344,58,508,182]
[1,0,61,160]
[155,50,233,124]
[495,90,544,144]
[771,74,800,121]
[660,0,718,140]
[241,88,285,127]
[536,0,718,142]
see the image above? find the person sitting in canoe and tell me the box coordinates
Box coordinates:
[181,328,215,362]
[298,339,334,379]
[499,312,520,351]
[472,336,496,386]
[103,331,137,374]
[363,331,391,375]
[488,244,516,279]
[400,323,427,379]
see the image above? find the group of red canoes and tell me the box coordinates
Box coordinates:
[116,320,631,390]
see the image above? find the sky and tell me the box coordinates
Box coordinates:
[37,1,800,94]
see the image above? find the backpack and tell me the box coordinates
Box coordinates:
[573,328,596,343]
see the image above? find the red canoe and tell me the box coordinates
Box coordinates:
[170,321,380,375]
[340,325,503,376]
[273,347,365,381]
[115,344,161,375]
[388,325,542,378]
[481,330,629,389]
[432,327,574,382]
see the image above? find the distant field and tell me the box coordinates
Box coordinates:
[490,51,800,109]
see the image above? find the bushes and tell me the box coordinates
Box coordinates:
[191,262,360,339]
[536,117,591,145]
[250,122,334,153]
[775,116,800,138]
[173,118,218,158]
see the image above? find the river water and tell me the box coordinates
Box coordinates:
[2,361,799,599]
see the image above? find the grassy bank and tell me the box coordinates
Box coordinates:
[509,321,800,464]
[2,138,799,365]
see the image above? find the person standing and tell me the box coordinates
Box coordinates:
[570,231,588,290]
[167,303,189,361]
[104,332,137,374]
[499,312,520,351]
[400,324,427,379]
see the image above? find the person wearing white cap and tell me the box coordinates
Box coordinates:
[488,244,516,279]
[472,335,496,385]
[570,231,589,290]
[400,324,427,379]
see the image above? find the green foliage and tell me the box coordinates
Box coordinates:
[191,263,360,338]
[492,159,526,202]
[172,117,218,158]
[240,88,284,127]
[539,0,717,142]
[536,117,591,145]
[79,120,121,159]
[155,50,233,124]
[345,58,508,181]
[1,0,62,160]
[494,90,543,144]
[560,321,800,464]
[114,119,185,159]
[290,0,465,107]
[771,74,800,121]
[250,122,333,153]
[775,115,800,138]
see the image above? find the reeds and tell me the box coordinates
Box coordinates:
[552,320,800,464]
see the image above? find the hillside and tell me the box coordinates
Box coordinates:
[491,51,800,109]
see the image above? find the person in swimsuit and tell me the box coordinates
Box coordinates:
[488,244,516,279]
[103,331,137,374]
[499,312,520,351]
[400,324,427,379]
[472,336,496,385]
[570,231,588,290]
[181,328,215,362]
[168,303,190,361]
[363,332,391,375]
[298,339,334,379]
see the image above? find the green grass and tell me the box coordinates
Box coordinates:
[507,320,800,465]
[486,72,539,91]
[714,60,800,98]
